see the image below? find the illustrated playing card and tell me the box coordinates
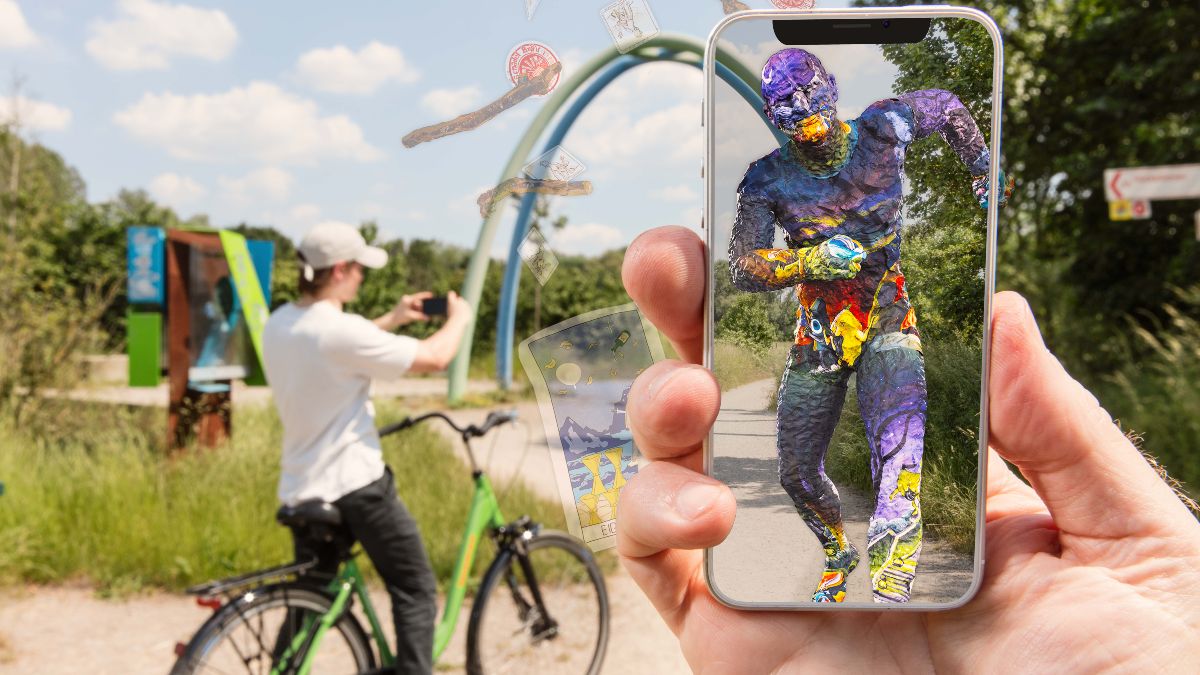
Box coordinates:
[518,226,559,286]
[600,0,660,54]
[518,304,665,551]
[522,145,586,182]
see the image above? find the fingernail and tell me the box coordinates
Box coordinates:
[674,481,722,520]
[646,367,684,401]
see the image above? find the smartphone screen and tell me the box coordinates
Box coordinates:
[704,10,999,608]
[421,296,448,316]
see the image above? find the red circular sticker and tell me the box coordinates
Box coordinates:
[771,0,815,8]
[506,41,560,96]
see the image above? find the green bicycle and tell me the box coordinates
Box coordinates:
[170,410,610,674]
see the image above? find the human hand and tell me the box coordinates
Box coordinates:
[445,291,473,323]
[972,171,1015,209]
[618,225,1200,672]
[389,291,433,326]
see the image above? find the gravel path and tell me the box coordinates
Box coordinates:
[0,565,686,674]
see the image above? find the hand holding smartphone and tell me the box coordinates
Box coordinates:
[703,7,1003,609]
[421,296,448,317]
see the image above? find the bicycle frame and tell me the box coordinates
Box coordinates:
[434,470,507,659]
[269,557,390,675]
[273,470,507,673]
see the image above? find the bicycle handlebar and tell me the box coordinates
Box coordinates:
[378,409,518,440]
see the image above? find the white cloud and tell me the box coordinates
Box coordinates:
[0,95,71,131]
[569,63,704,171]
[295,41,419,94]
[653,184,699,202]
[420,85,484,119]
[148,172,206,206]
[290,203,321,222]
[0,0,38,49]
[86,0,237,71]
[549,222,623,255]
[219,166,293,204]
[114,82,383,164]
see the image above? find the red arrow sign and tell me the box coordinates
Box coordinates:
[1109,171,1123,200]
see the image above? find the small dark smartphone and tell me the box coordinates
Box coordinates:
[421,296,448,316]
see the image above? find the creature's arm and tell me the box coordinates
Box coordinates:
[727,177,863,292]
[898,89,990,174]
[897,89,1011,207]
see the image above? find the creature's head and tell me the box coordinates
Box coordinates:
[761,48,839,142]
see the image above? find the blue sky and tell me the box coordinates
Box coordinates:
[1,0,854,256]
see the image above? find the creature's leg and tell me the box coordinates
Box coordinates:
[855,334,927,603]
[776,346,857,602]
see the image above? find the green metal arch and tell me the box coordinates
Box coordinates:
[448,34,758,401]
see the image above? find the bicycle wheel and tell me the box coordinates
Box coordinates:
[171,583,375,675]
[467,530,609,675]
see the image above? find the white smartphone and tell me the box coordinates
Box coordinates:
[702,6,1003,610]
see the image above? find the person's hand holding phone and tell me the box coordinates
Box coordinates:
[390,290,434,327]
[618,226,1200,672]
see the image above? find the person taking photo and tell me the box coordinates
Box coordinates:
[262,221,472,674]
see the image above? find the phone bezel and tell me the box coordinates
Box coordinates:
[702,6,1003,612]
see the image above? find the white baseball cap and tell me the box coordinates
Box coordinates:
[297,222,387,275]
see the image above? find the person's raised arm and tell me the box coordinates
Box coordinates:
[727,169,862,292]
[408,292,473,373]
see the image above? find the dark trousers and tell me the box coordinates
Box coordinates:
[293,467,438,675]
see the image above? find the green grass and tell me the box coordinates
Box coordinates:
[0,399,569,595]
[713,340,792,393]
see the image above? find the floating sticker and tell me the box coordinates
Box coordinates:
[720,0,750,14]
[523,145,587,182]
[507,41,561,97]
[519,304,665,551]
[600,0,660,54]
[401,53,560,148]
[477,177,592,218]
[519,226,560,286]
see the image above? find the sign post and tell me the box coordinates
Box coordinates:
[1104,164,1200,224]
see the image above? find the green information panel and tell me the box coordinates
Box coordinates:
[127,310,162,387]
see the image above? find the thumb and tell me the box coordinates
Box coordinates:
[988,291,1193,540]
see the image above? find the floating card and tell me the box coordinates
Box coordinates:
[523,145,587,182]
[519,304,665,551]
[518,226,559,285]
[600,0,660,54]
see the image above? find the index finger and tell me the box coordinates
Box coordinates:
[622,226,706,364]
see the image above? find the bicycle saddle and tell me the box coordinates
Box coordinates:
[275,500,343,529]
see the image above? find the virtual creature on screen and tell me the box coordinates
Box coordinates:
[728,48,1008,603]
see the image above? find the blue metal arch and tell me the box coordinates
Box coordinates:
[495,52,785,389]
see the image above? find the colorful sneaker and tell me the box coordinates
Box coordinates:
[812,544,859,603]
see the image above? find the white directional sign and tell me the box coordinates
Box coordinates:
[1104,164,1200,202]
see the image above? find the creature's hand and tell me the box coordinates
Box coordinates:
[618,226,1200,673]
[972,171,1015,209]
[803,234,865,280]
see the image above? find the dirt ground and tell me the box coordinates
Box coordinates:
[0,565,688,674]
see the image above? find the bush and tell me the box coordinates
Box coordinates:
[716,294,777,357]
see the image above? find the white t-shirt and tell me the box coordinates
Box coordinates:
[262,300,419,505]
